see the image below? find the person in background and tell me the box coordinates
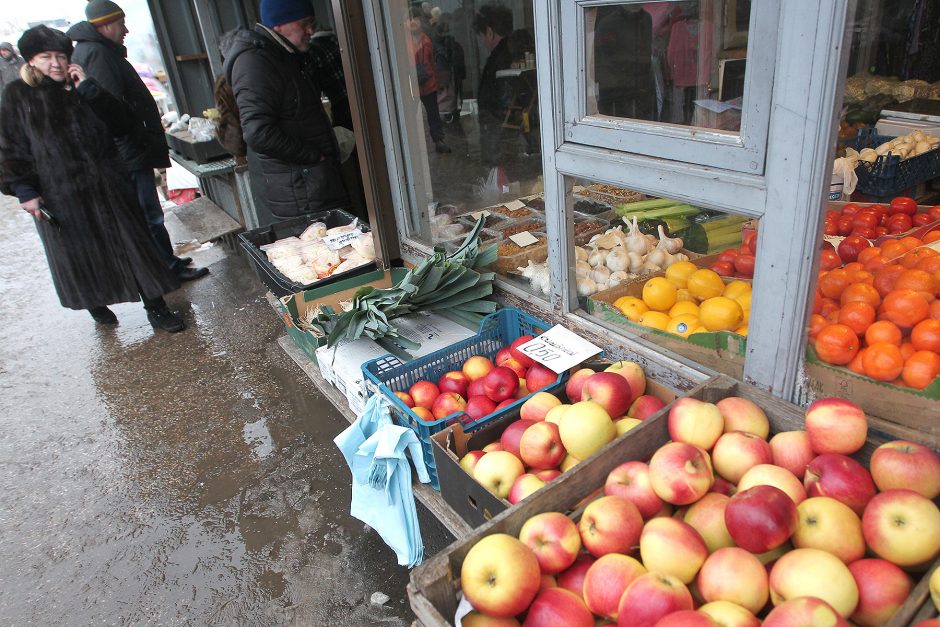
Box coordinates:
[0,26,185,331]
[472,4,514,173]
[430,9,459,124]
[213,32,247,161]
[224,0,349,223]
[309,22,352,131]
[408,7,451,154]
[0,43,25,98]
[67,0,208,282]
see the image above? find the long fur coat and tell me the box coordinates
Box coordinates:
[0,76,179,310]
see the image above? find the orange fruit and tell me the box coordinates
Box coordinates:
[687,269,726,301]
[899,342,916,360]
[924,230,940,244]
[857,247,882,265]
[808,314,828,341]
[814,324,860,366]
[819,298,839,318]
[881,241,907,260]
[819,269,851,300]
[915,255,940,275]
[668,301,700,318]
[843,262,865,274]
[894,269,937,301]
[863,342,905,381]
[882,289,930,329]
[863,254,890,272]
[899,236,923,251]
[901,351,940,389]
[873,264,905,297]
[638,311,671,331]
[615,296,649,322]
[931,300,940,320]
[865,320,903,347]
[838,302,876,336]
[900,247,938,269]
[664,261,698,289]
[847,348,867,375]
[911,319,940,352]
[840,283,881,308]
[699,297,744,332]
[642,277,678,312]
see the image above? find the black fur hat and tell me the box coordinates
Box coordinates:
[18,25,73,62]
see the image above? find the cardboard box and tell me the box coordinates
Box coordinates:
[431,377,678,528]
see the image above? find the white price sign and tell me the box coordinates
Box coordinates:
[504,199,526,211]
[469,210,491,220]
[323,229,362,250]
[516,325,603,373]
[823,235,844,247]
[508,231,540,247]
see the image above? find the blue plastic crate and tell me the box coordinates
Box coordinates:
[361,307,564,489]
[853,128,940,200]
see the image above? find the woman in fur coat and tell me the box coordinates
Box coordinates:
[0,25,185,331]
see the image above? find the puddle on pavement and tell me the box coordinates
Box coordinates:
[243,417,275,459]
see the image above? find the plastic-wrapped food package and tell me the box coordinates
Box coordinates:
[300,222,328,240]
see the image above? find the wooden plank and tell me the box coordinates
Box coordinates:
[275,336,473,540]
[885,555,940,627]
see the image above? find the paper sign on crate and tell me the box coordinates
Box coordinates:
[516,325,603,373]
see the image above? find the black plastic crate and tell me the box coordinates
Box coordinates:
[853,128,940,200]
[165,132,230,164]
[238,210,375,297]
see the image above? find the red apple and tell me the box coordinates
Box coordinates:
[501,357,528,379]
[463,355,495,381]
[862,489,940,569]
[605,461,663,519]
[578,495,643,557]
[431,392,466,419]
[535,469,561,482]
[769,430,814,480]
[725,485,798,553]
[411,406,434,422]
[627,395,667,420]
[581,372,633,418]
[710,477,736,497]
[510,335,536,368]
[716,396,770,438]
[508,473,546,504]
[557,554,595,598]
[582,553,647,619]
[520,391,562,422]
[616,572,694,627]
[461,533,540,618]
[438,370,470,397]
[519,512,582,575]
[520,421,566,470]
[408,380,440,409]
[711,431,773,484]
[500,419,536,459]
[522,587,593,627]
[393,391,414,407]
[539,574,556,591]
[639,517,708,584]
[653,611,718,627]
[465,395,497,421]
[467,378,487,399]
[459,450,486,474]
[648,442,714,506]
[565,368,595,402]
[804,453,876,516]
[494,399,516,411]
[870,440,940,500]
[483,367,521,402]
[698,547,769,615]
[514,379,529,400]
[494,346,513,367]
[604,360,647,399]
[525,363,558,393]
[667,397,725,450]
[762,597,849,627]
[848,559,912,627]
[804,397,868,455]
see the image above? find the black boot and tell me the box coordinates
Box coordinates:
[146,306,186,333]
[88,306,117,324]
[175,265,209,282]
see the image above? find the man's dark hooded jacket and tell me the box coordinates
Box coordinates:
[66,21,169,170]
[223,25,346,219]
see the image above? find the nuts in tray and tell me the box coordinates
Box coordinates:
[498,237,547,257]
[583,184,645,204]
[574,220,604,236]
[526,198,545,212]
[574,199,612,215]
[489,204,533,219]
[502,221,545,238]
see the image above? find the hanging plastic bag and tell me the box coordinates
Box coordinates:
[333,126,357,163]
[831,148,860,200]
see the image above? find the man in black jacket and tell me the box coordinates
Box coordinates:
[223,0,348,224]
[67,0,208,282]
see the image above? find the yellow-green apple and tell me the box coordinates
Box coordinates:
[639,517,708,584]
[520,421,566,470]
[698,601,760,627]
[525,363,558,393]
[804,397,868,455]
[409,380,440,409]
[461,533,541,618]
[559,401,616,461]
[465,395,497,421]
[544,404,569,425]
[463,355,496,381]
[499,357,528,379]
[716,396,770,438]
[582,554,646,619]
[473,451,525,499]
[628,395,666,420]
[495,399,516,411]
[438,370,471,397]
[515,379,529,399]
[467,377,487,399]
[762,597,849,627]
[804,453,875,515]
[483,367,520,403]
[482,442,504,453]
[725,485,798,553]
[683,492,734,553]
[412,406,434,422]
[605,461,663,519]
[565,368,595,402]
[519,512,582,574]
[578,495,643,557]
[710,477,737,497]
[769,430,814,480]
[653,610,718,627]
[848,558,913,627]
[870,440,940,500]
[581,372,634,418]
[393,391,414,407]
[523,587,593,627]
[648,442,715,505]
[557,554,595,598]
[431,392,467,419]
[494,346,513,367]
[616,572,694,627]
[499,419,536,458]
[697,547,769,614]
[668,398,725,450]
[769,548,859,617]
[509,335,536,368]
[862,489,940,569]
[604,360,646,398]
[560,454,580,472]
[738,463,807,506]
[508,473,546,504]
[520,392,561,422]
[535,469,561,482]
[712,431,773,484]
[933,564,940,612]
[792,497,865,563]
[460,450,486,474]
[615,417,642,436]
[462,611,521,626]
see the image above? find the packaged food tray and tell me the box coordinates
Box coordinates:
[853,127,940,200]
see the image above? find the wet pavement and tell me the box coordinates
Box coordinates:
[0,194,452,625]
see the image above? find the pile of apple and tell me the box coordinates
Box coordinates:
[390,335,562,423]
[459,362,666,504]
[457,396,940,627]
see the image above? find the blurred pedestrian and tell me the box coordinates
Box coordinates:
[0,42,25,98]
[408,7,450,153]
[0,26,185,331]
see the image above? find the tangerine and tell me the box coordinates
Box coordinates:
[664,261,698,289]
[901,351,940,389]
[843,262,864,274]
[668,301,700,318]
[615,296,648,322]
[819,297,839,318]
[687,269,726,301]
[847,348,867,375]
[862,342,905,381]
[881,241,907,260]
[882,289,930,328]
[894,269,938,300]
[863,254,890,272]
[838,302,876,336]
[639,311,671,331]
[915,255,940,275]
[856,247,882,265]
[864,320,903,346]
[840,283,881,308]
[808,314,828,341]
[818,269,851,300]
[911,319,940,352]
[642,277,678,312]
[873,264,905,297]
[925,230,940,244]
[900,247,938,269]
[899,236,923,251]
[814,324,860,365]
[900,342,916,360]
[931,300,940,320]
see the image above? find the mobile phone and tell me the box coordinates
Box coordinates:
[38,203,58,226]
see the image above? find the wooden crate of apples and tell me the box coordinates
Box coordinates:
[408,375,940,627]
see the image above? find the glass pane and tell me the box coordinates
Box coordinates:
[386,1,547,297]
[570,177,754,379]
[584,1,750,132]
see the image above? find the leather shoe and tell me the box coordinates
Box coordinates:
[175,266,209,282]
[147,307,185,332]
[89,306,117,324]
[176,256,193,266]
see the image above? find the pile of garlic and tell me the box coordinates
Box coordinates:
[856,130,940,165]
[516,217,688,297]
[261,220,375,285]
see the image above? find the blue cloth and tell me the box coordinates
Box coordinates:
[260,0,314,27]
[334,394,430,568]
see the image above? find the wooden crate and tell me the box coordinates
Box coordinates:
[408,374,936,627]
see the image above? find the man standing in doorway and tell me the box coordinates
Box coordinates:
[223,0,349,223]
[68,1,209,282]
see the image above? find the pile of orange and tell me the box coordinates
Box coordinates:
[809,232,940,389]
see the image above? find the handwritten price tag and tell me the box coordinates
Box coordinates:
[509,231,540,247]
[516,325,603,373]
[504,199,526,211]
[323,229,362,250]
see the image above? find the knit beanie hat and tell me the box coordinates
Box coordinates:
[260,0,314,27]
[18,25,73,61]
[85,0,126,26]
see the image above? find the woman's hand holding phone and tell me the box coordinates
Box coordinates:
[67,64,86,87]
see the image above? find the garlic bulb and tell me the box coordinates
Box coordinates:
[646,248,667,268]
[656,225,683,254]
[575,247,589,263]
[589,248,607,267]
[640,260,661,274]
[662,253,678,268]
[606,249,630,273]
[536,273,551,296]
[608,271,629,288]
[674,253,690,263]
[625,217,651,255]
[590,265,611,284]
[645,234,658,248]
[517,259,541,279]
[577,277,598,297]
[628,251,645,273]
[576,260,592,276]
[591,230,621,250]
